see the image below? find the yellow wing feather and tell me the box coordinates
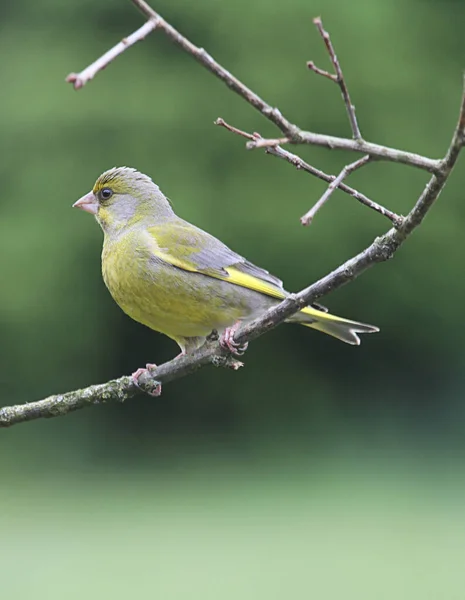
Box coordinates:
[147,225,379,344]
[223,267,285,299]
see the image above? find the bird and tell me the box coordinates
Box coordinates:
[73,167,379,395]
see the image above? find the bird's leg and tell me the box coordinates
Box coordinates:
[132,363,161,397]
[219,321,248,356]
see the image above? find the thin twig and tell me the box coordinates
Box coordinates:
[266,146,403,226]
[246,133,439,172]
[236,71,465,341]
[63,0,441,173]
[214,118,256,140]
[215,118,403,226]
[306,61,336,82]
[310,17,362,140]
[66,20,157,89]
[300,156,371,225]
[129,0,301,137]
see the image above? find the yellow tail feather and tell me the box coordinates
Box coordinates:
[215,266,378,345]
[295,306,379,345]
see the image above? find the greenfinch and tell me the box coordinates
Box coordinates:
[73,167,378,392]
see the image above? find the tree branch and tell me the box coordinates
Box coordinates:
[270,146,403,226]
[3,3,461,427]
[308,17,362,140]
[0,348,242,428]
[300,155,371,225]
[64,0,442,173]
[66,20,157,89]
[128,0,301,136]
[214,118,402,226]
[246,134,440,172]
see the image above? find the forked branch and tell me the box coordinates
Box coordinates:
[214,118,402,226]
[307,17,362,140]
[300,156,371,225]
[65,0,441,172]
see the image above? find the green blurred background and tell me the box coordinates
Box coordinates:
[2,0,465,597]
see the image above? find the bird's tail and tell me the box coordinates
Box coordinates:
[289,305,379,345]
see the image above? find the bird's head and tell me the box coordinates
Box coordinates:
[73,167,174,233]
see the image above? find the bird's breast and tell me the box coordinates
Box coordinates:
[101,234,256,338]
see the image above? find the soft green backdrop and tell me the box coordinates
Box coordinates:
[1,0,465,598]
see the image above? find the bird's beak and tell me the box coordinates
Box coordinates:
[72,191,98,215]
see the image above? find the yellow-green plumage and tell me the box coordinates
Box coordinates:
[74,167,379,356]
[101,229,248,349]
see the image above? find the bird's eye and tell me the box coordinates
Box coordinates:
[100,188,113,201]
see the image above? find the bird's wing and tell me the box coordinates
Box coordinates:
[147,221,286,300]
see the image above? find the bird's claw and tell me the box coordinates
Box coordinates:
[132,363,162,397]
[220,323,248,356]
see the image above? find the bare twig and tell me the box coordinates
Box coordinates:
[66,20,157,89]
[64,0,441,173]
[300,156,371,225]
[233,70,465,341]
[308,17,362,140]
[215,118,403,226]
[245,134,440,172]
[266,146,403,226]
[129,0,301,136]
[214,118,256,140]
[306,61,336,82]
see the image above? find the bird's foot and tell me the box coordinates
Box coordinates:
[132,363,162,397]
[220,322,248,356]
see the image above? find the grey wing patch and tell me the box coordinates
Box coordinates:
[194,246,238,274]
[179,221,285,290]
[185,236,240,276]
